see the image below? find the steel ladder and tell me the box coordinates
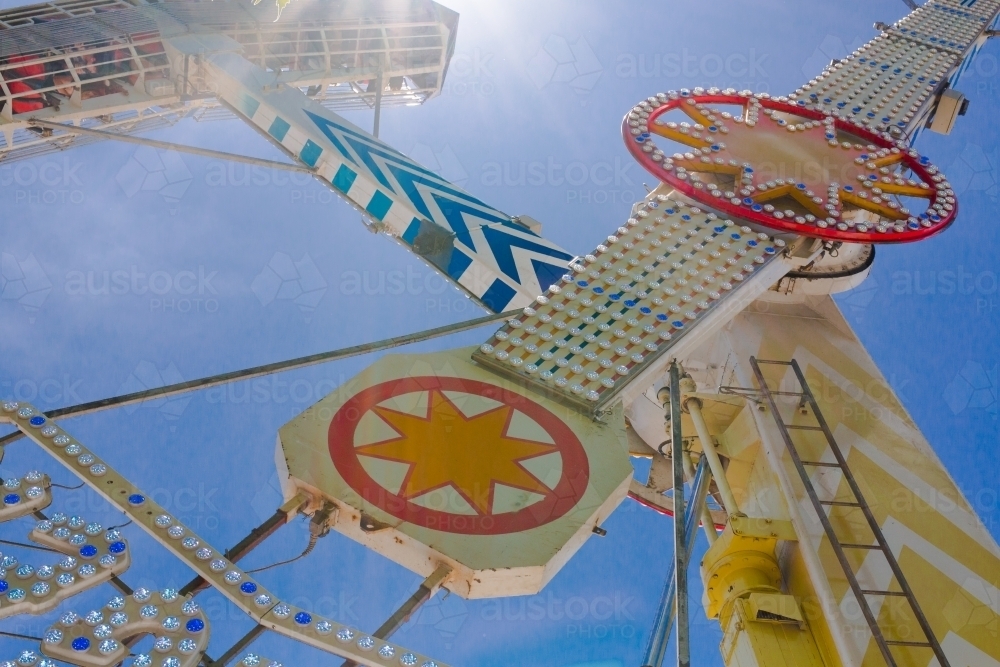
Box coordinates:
[749,357,950,667]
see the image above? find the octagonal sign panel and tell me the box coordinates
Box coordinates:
[276,347,633,598]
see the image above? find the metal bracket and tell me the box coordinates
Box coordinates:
[359,512,393,533]
[718,385,809,411]
[718,385,765,406]
[729,514,797,541]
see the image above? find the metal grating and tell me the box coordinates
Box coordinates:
[0,0,456,164]
[0,6,160,58]
[792,0,1000,136]
[473,193,787,411]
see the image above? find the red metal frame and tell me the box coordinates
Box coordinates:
[623,92,957,244]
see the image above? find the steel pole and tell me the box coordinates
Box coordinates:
[680,449,717,546]
[0,310,517,449]
[681,377,739,515]
[27,118,314,174]
[641,455,711,667]
[671,364,690,667]
[373,70,384,138]
[340,565,452,667]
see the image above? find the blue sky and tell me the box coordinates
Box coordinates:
[1,0,998,665]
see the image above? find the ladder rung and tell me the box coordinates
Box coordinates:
[885,641,932,647]
[751,357,949,666]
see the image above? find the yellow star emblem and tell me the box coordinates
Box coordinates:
[356,390,557,515]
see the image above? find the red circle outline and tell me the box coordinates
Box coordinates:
[328,376,591,535]
[623,93,956,244]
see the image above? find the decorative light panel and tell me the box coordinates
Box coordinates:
[42,589,209,667]
[473,194,785,410]
[624,90,956,243]
[0,470,51,522]
[0,513,131,619]
[892,2,992,52]
[0,402,448,667]
[793,0,1000,132]
[794,39,955,130]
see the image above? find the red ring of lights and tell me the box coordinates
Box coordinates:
[623,92,957,244]
[328,376,590,535]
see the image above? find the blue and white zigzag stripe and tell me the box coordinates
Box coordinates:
[204,50,572,313]
[304,111,573,311]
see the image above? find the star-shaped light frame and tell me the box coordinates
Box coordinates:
[328,376,591,535]
[624,89,957,243]
[356,389,557,516]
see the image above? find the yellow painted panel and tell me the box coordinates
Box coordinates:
[719,294,1000,665]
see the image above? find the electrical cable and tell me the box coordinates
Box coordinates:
[244,533,318,573]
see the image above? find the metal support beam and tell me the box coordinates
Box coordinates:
[341,564,452,667]
[180,496,305,597]
[680,450,717,546]
[670,363,690,667]
[682,377,740,516]
[0,629,42,642]
[372,70,384,138]
[0,310,516,449]
[123,501,301,662]
[641,455,711,667]
[26,118,313,174]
